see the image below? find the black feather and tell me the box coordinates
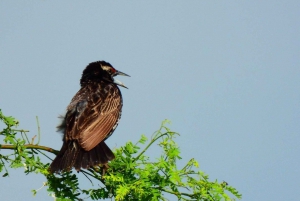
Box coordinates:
[49,61,127,173]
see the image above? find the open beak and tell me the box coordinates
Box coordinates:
[113,70,130,89]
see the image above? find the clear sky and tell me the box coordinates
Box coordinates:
[1,1,299,201]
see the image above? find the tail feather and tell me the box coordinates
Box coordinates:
[50,141,115,173]
[101,142,115,160]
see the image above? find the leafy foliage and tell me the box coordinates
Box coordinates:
[0,109,242,200]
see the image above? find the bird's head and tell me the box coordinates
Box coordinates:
[80,61,130,88]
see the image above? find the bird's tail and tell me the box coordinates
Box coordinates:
[49,141,115,173]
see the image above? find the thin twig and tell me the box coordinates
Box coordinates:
[36,149,53,160]
[0,157,9,175]
[81,170,94,185]
[22,131,31,144]
[20,132,26,142]
[11,129,30,132]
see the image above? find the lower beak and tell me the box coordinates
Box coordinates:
[114,79,128,89]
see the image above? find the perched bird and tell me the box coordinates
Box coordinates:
[50,61,129,173]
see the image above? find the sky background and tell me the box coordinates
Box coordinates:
[1,1,299,201]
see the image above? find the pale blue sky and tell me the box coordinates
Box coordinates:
[1,1,299,201]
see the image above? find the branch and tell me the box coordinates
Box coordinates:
[0,129,30,134]
[0,144,59,155]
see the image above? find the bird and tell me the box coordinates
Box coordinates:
[49,61,129,173]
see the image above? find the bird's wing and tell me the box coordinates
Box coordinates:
[64,84,122,151]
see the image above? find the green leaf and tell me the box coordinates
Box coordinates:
[0,113,242,201]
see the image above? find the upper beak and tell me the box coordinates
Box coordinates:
[113,70,130,89]
[114,70,130,77]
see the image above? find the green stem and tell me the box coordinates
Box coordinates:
[133,132,170,162]
[156,187,195,199]
[180,158,194,172]
[35,116,41,145]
